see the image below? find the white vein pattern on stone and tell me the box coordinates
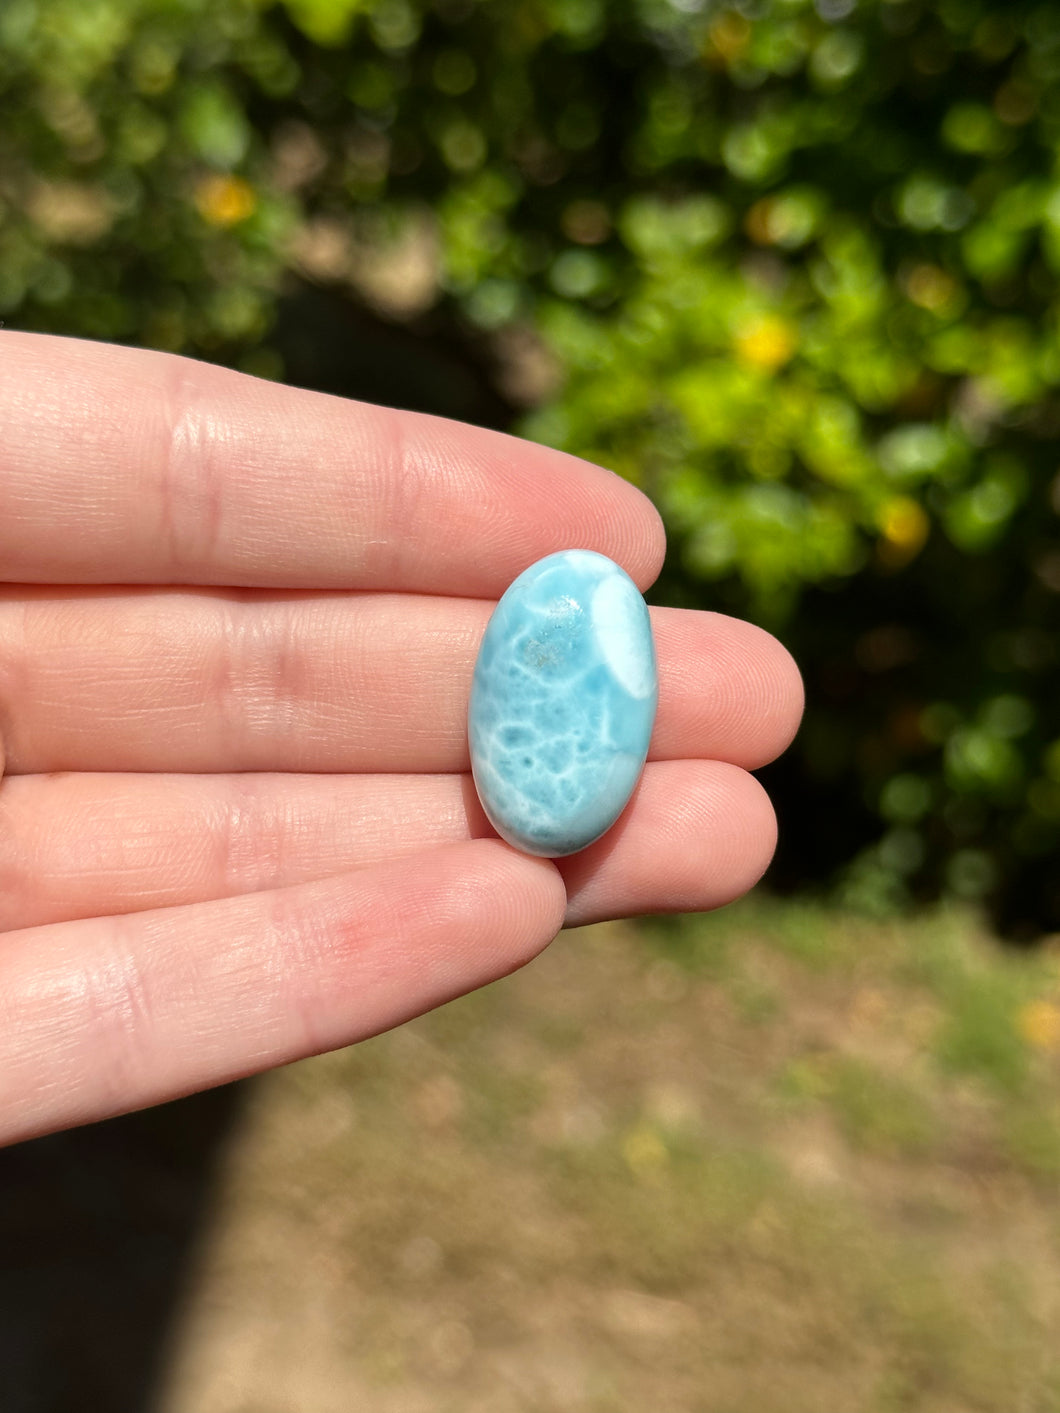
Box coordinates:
[468,550,658,857]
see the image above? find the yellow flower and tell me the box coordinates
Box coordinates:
[745,197,777,246]
[905,263,959,312]
[877,495,929,565]
[622,1123,669,1178]
[194,174,257,228]
[709,11,751,62]
[734,314,798,371]
[1018,999,1060,1053]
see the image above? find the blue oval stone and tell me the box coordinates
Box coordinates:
[468,550,658,857]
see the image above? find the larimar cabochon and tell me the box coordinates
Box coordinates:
[468,550,658,857]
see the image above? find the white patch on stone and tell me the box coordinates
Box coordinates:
[591,572,654,699]
[560,549,610,574]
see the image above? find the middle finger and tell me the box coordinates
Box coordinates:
[0,587,801,774]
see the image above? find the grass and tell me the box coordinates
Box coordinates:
[158,898,1060,1413]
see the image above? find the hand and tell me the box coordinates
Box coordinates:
[0,332,802,1145]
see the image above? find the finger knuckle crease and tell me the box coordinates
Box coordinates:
[159,364,226,577]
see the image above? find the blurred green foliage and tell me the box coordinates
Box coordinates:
[5,0,1060,930]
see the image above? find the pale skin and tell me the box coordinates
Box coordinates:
[0,332,803,1148]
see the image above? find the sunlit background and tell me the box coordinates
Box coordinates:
[2,1,1060,1408]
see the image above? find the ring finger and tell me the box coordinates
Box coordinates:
[0,759,775,932]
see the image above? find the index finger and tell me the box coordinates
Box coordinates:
[0,333,665,594]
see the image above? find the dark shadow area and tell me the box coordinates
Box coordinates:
[272,279,515,430]
[0,1085,246,1413]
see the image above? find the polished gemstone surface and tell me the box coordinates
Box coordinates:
[468,549,658,857]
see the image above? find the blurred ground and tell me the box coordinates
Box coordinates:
[151,901,1060,1413]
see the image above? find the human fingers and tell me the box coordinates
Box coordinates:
[0,760,773,933]
[0,332,663,593]
[0,590,802,775]
[0,840,565,1146]
[559,760,776,924]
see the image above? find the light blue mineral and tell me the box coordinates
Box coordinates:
[468,549,658,857]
